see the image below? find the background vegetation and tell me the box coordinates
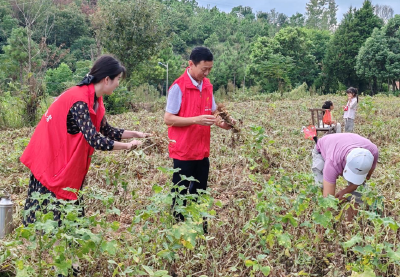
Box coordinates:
[0,0,399,129]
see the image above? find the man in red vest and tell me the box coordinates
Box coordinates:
[164,47,233,233]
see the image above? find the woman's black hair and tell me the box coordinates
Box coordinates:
[322,100,333,115]
[78,54,126,86]
[189,46,213,66]
[346,87,359,103]
[322,101,333,110]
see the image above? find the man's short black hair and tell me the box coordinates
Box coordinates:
[190,47,213,65]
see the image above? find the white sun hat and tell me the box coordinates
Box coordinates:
[343,148,374,185]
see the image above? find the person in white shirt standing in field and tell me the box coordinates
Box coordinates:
[343,87,358,132]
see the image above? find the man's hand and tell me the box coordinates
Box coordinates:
[217,121,232,129]
[195,115,216,126]
[335,183,358,201]
[335,189,348,201]
[217,118,237,130]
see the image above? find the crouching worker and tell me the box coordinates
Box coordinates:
[311,133,379,220]
[164,47,234,233]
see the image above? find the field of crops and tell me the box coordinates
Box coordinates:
[1,94,400,276]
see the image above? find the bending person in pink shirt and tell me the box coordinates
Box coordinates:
[312,133,379,220]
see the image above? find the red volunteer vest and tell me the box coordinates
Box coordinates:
[20,84,105,200]
[168,69,214,160]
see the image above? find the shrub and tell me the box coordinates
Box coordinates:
[45,63,73,96]
[0,91,25,128]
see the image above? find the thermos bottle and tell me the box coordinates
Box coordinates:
[0,193,13,238]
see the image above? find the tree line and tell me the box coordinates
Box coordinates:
[0,0,399,126]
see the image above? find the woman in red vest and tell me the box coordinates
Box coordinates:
[20,55,150,226]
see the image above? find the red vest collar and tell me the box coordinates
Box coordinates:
[184,67,212,90]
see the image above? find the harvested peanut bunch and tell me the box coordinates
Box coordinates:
[215,103,241,133]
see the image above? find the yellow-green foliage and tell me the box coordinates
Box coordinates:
[284,82,310,100]
[1,95,400,276]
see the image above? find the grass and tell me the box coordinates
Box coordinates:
[1,94,400,276]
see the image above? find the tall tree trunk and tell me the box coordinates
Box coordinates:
[372,76,377,95]
[19,63,23,84]
[233,73,236,93]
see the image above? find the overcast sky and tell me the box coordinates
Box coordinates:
[196,0,399,21]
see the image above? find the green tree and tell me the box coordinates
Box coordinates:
[355,28,389,94]
[5,0,59,124]
[8,0,54,74]
[73,60,92,84]
[45,62,73,96]
[383,15,400,91]
[305,0,337,30]
[128,46,184,95]
[248,36,293,93]
[170,32,187,54]
[274,27,318,86]
[209,40,249,91]
[95,0,165,79]
[0,5,19,54]
[327,0,338,29]
[43,3,91,48]
[70,36,96,61]
[159,0,194,47]
[322,1,382,93]
[257,9,288,35]
[2,27,37,83]
[288,12,305,27]
[230,6,255,20]
[304,29,331,65]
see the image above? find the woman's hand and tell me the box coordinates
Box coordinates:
[136,132,152,138]
[123,131,152,139]
[126,140,142,150]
